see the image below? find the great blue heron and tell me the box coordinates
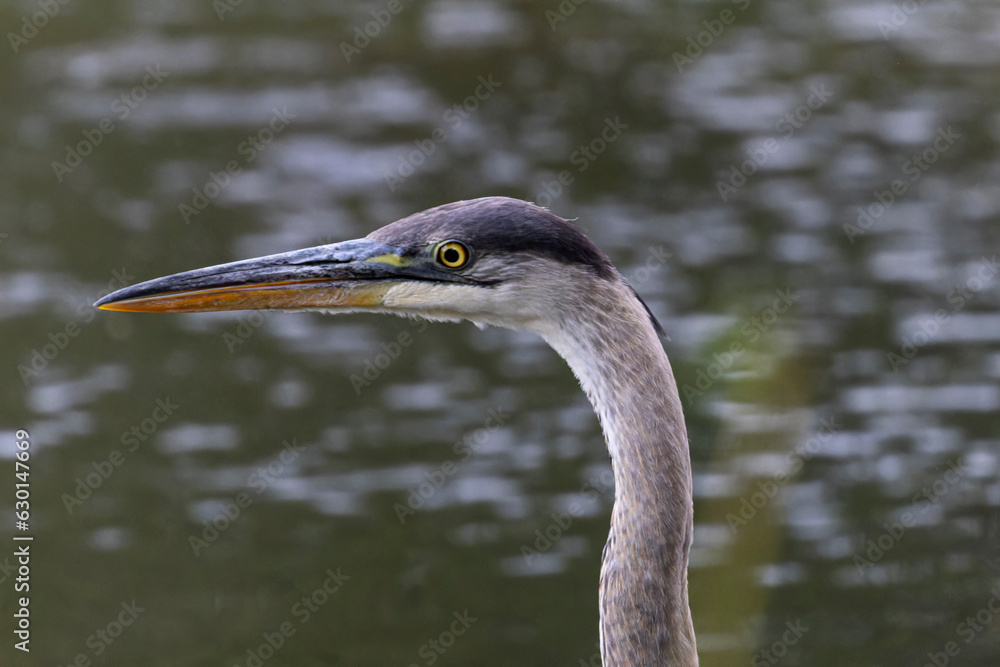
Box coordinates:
[96,197,697,666]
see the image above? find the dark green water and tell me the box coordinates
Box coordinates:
[2,1,1000,665]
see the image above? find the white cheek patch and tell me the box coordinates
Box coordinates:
[381,281,541,330]
[380,282,483,324]
[376,257,603,335]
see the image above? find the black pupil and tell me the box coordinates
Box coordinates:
[443,247,461,264]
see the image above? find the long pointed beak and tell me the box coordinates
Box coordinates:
[95,239,423,313]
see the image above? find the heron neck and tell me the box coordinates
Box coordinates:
[541,284,697,667]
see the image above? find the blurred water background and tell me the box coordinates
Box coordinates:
[2,0,1000,665]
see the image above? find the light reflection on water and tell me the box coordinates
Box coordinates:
[3,0,1000,665]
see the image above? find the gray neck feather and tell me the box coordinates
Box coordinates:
[540,277,697,667]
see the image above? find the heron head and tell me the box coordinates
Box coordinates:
[96,197,659,338]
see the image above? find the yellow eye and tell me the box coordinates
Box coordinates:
[436,241,471,269]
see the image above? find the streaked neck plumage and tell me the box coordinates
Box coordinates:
[539,275,697,667]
